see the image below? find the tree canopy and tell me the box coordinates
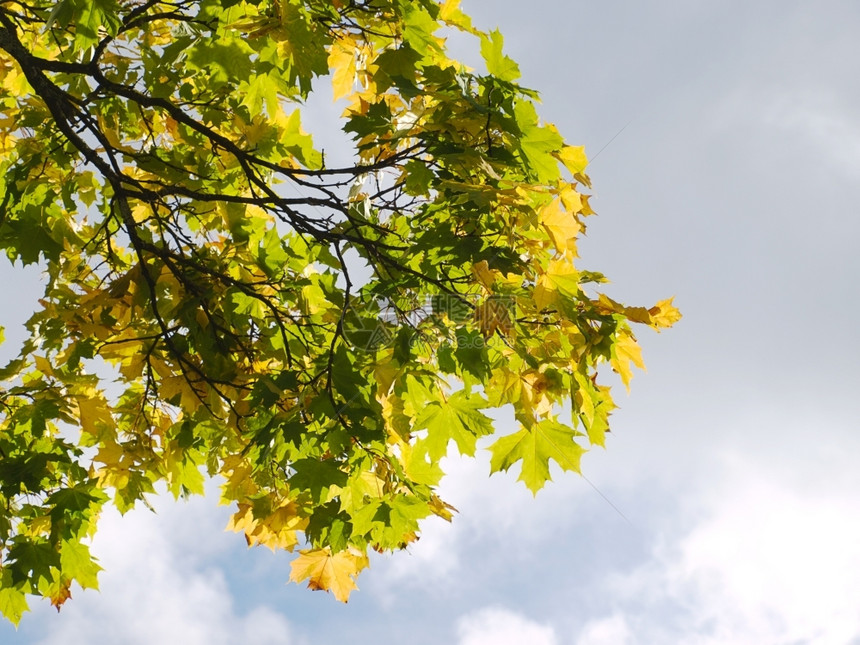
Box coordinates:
[0,0,680,622]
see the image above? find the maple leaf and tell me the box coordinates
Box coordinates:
[559,183,584,214]
[596,294,682,332]
[471,260,499,290]
[534,259,581,310]
[59,540,101,591]
[289,547,369,603]
[0,0,679,619]
[480,30,520,81]
[572,373,616,448]
[489,419,586,494]
[328,37,357,102]
[540,198,580,254]
[474,297,514,338]
[556,145,589,175]
[49,583,71,612]
[610,328,646,391]
[75,390,116,437]
[597,293,653,324]
[648,297,683,329]
[440,0,476,32]
[413,391,495,461]
[0,584,28,627]
[159,375,204,413]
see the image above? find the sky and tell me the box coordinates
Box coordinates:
[3,1,860,643]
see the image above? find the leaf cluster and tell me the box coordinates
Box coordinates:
[0,0,679,620]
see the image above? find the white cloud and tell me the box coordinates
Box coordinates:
[582,451,860,644]
[376,515,460,590]
[30,488,301,645]
[368,436,598,600]
[763,92,860,178]
[576,613,634,645]
[457,607,558,645]
[366,450,514,602]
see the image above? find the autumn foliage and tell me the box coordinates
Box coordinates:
[0,0,679,622]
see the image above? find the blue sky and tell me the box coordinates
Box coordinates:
[3,1,860,643]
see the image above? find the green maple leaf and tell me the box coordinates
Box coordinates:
[377,497,429,543]
[47,485,101,516]
[0,0,680,614]
[413,391,494,461]
[480,30,520,82]
[7,539,60,587]
[489,419,585,494]
[400,2,441,55]
[59,540,102,590]
[0,577,28,626]
[290,459,349,503]
[77,0,122,46]
[515,102,564,182]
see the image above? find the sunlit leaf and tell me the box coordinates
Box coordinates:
[289,547,369,602]
[0,0,677,619]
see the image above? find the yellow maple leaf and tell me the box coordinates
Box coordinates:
[556,145,589,175]
[539,198,580,254]
[440,0,476,32]
[76,391,116,437]
[97,114,136,153]
[487,368,522,407]
[534,259,580,310]
[130,202,150,224]
[573,373,596,430]
[533,277,555,310]
[428,494,457,521]
[289,547,369,603]
[559,183,583,214]
[610,328,645,391]
[648,297,682,330]
[159,375,203,413]
[94,441,124,468]
[228,500,307,551]
[596,293,652,324]
[49,582,72,611]
[220,457,258,502]
[381,393,412,443]
[474,298,514,338]
[373,355,401,398]
[471,260,498,290]
[579,193,595,215]
[520,370,553,417]
[236,114,272,147]
[94,441,130,489]
[34,355,54,377]
[328,38,357,102]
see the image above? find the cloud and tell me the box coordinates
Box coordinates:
[457,607,558,645]
[578,450,860,644]
[576,614,634,645]
[365,448,523,602]
[29,488,301,645]
[374,514,460,591]
[368,434,598,599]
[763,92,860,179]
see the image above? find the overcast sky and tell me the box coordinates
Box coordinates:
[3,1,860,643]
